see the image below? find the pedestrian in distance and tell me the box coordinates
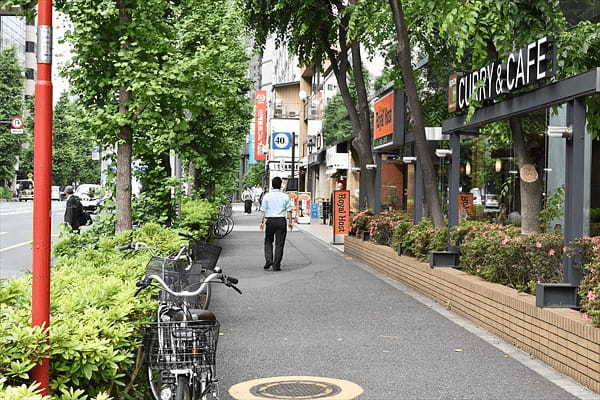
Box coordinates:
[63,186,89,233]
[253,184,263,211]
[259,177,293,271]
[242,187,253,215]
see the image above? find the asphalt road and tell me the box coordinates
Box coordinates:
[0,200,66,279]
[209,211,587,400]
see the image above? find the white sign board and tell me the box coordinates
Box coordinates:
[10,116,24,134]
[326,147,349,170]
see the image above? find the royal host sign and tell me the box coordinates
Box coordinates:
[448,36,554,113]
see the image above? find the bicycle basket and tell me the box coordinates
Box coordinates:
[145,256,209,308]
[189,241,221,270]
[145,320,220,369]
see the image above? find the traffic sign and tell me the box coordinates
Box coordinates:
[10,116,24,134]
[272,132,292,150]
[10,116,23,129]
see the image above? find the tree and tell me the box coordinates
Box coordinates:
[243,161,266,188]
[55,0,251,231]
[0,48,24,187]
[386,0,445,227]
[322,94,353,146]
[238,0,377,209]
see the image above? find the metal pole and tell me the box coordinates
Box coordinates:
[564,99,586,286]
[31,0,52,394]
[448,134,460,228]
[291,132,295,189]
[448,134,461,252]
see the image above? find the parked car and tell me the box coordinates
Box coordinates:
[484,193,500,212]
[75,184,101,213]
[16,179,34,202]
[51,186,61,201]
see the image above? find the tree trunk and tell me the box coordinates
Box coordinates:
[510,118,543,234]
[388,0,444,227]
[324,30,375,209]
[115,0,132,232]
[187,162,195,195]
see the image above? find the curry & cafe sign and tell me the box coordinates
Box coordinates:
[448,36,554,113]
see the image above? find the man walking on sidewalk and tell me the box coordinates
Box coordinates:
[259,177,293,271]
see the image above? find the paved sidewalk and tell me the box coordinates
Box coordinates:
[210,210,592,399]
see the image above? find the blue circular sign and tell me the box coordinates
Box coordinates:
[272,132,292,150]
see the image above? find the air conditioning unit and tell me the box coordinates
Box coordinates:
[274,103,283,118]
[287,111,298,118]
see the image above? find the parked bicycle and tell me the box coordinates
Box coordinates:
[213,205,234,239]
[120,239,241,400]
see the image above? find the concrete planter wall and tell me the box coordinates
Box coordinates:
[345,236,600,393]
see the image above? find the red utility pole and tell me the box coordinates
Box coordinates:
[31,0,53,394]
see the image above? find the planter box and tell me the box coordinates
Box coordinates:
[361,231,370,241]
[345,236,600,394]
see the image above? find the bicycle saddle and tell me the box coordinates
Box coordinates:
[189,309,217,323]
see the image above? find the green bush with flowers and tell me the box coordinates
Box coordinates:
[350,209,373,236]
[460,224,563,293]
[367,211,410,246]
[397,219,448,261]
[574,237,600,325]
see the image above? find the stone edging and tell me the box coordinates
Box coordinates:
[345,236,600,394]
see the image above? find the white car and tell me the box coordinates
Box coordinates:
[75,184,101,213]
[484,194,500,211]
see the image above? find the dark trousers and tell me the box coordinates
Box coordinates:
[264,217,287,268]
[244,200,252,213]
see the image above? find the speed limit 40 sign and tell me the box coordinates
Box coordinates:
[272,132,292,150]
[10,116,24,134]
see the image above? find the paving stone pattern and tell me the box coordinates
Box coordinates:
[210,211,579,400]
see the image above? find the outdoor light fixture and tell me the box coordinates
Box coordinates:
[544,168,553,172]
[465,161,472,176]
[350,167,361,172]
[402,156,417,163]
[547,126,573,139]
[435,149,452,158]
[509,170,518,175]
[495,159,502,172]
[298,90,308,102]
[365,164,377,170]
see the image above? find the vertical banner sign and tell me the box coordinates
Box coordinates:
[448,72,458,113]
[458,193,474,217]
[333,190,350,244]
[297,192,311,224]
[254,90,267,161]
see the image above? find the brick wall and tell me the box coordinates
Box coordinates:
[345,236,600,393]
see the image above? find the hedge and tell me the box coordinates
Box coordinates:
[356,214,600,326]
[0,200,220,398]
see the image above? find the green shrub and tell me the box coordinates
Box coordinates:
[350,210,373,235]
[460,224,563,293]
[177,199,219,240]
[0,221,186,398]
[399,219,447,261]
[367,211,410,246]
[574,237,600,325]
[0,186,12,200]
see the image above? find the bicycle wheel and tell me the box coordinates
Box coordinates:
[183,279,211,309]
[213,217,228,239]
[148,367,175,400]
[176,375,192,400]
[225,216,234,235]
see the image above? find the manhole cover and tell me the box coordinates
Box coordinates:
[251,380,342,398]
[229,376,363,400]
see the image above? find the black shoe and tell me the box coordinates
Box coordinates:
[272,265,281,271]
[264,263,272,270]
